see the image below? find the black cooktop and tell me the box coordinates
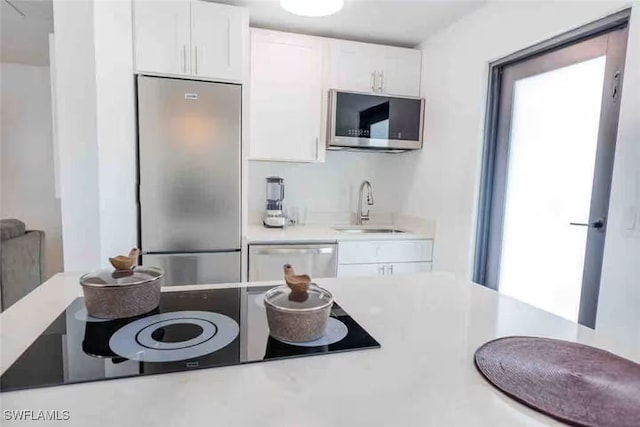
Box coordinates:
[0,286,380,392]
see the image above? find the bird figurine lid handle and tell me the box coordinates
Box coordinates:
[109,248,140,271]
[283,264,311,302]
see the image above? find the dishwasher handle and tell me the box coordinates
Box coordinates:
[251,247,335,255]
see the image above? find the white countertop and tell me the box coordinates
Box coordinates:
[1,272,637,427]
[246,223,434,244]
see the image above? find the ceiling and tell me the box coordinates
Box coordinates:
[0,0,486,66]
[214,0,486,47]
[1,0,53,66]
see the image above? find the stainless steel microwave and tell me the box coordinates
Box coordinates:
[327,89,425,151]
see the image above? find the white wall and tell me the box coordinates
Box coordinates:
[1,63,64,278]
[52,0,136,272]
[93,0,137,263]
[248,151,406,223]
[52,0,101,272]
[398,0,636,274]
[403,0,639,345]
[596,4,640,350]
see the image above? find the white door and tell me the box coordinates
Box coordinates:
[337,263,386,278]
[133,0,191,75]
[250,30,325,162]
[388,262,432,275]
[190,1,247,81]
[380,48,422,96]
[328,40,378,93]
[477,28,629,326]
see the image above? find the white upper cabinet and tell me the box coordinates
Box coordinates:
[328,41,379,93]
[133,1,191,76]
[249,29,326,162]
[380,46,422,97]
[190,2,247,81]
[328,40,422,97]
[133,0,248,82]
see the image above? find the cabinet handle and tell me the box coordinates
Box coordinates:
[388,264,394,275]
[378,265,385,275]
[370,72,376,92]
[182,45,187,73]
[194,46,198,74]
[378,71,384,92]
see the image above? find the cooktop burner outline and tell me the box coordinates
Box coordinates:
[275,317,348,347]
[135,318,218,350]
[74,307,110,323]
[109,311,239,363]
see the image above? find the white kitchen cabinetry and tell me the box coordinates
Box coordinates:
[328,41,379,94]
[387,261,432,275]
[380,47,423,97]
[338,262,432,277]
[249,29,326,162]
[337,240,433,278]
[328,40,422,97]
[133,1,191,76]
[338,263,385,277]
[190,1,247,81]
[133,0,248,82]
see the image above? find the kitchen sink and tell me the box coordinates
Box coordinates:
[333,227,406,234]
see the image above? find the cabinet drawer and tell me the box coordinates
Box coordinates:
[337,263,385,278]
[338,240,433,264]
[388,261,432,275]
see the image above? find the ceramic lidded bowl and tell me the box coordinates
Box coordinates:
[80,267,164,319]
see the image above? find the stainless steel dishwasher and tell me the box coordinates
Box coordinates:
[248,243,337,282]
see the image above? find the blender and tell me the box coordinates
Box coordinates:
[263,177,286,228]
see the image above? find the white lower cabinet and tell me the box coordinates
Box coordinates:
[338,261,432,278]
[337,240,433,278]
[338,263,386,277]
[388,261,432,275]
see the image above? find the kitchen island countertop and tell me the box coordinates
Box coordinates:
[1,272,637,426]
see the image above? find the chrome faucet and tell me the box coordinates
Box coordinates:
[356,180,374,225]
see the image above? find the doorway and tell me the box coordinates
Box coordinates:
[474,12,629,327]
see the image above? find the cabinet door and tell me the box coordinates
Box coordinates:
[328,40,378,93]
[337,263,386,278]
[191,1,248,81]
[388,262,432,275]
[249,30,325,162]
[379,48,422,96]
[133,0,191,75]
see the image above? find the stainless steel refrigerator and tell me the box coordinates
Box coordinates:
[137,75,241,285]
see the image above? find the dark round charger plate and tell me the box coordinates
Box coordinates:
[474,336,640,426]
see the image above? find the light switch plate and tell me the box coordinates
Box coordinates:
[623,206,637,231]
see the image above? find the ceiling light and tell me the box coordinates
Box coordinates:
[280,0,344,17]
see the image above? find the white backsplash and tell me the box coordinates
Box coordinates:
[248,150,406,225]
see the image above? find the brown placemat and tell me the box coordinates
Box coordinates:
[474,336,640,426]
